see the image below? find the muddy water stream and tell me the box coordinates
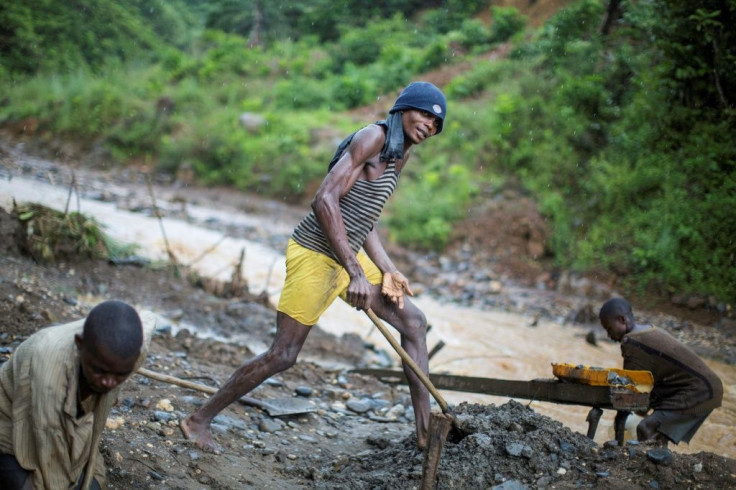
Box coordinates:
[1,169,733,460]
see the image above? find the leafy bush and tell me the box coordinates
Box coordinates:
[331,14,423,69]
[444,60,510,99]
[106,108,173,161]
[489,6,527,43]
[47,74,132,138]
[417,39,452,72]
[387,159,478,251]
[0,0,193,76]
[15,204,110,262]
[455,19,490,49]
[624,0,736,112]
[421,0,489,34]
[273,78,333,110]
[330,67,378,109]
[193,30,270,80]
[533,0,605,60]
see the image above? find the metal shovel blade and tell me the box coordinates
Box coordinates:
[240,395,317,417]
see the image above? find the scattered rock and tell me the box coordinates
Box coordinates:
[646,447,673,465]
[346,398,372,414]
[155,398,174,411]
[259,418,284,433]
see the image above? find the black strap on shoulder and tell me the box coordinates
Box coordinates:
[327,121,388,172]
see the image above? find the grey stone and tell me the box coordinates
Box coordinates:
[385,404,405,419]
[214,415,247,431]
[506,442,533,458]
[238,112,267,132]
[346,398,372,414]
[492,480,528,490]
[295,386,313,397]
[370,398,391,409]
[259,418,284,433]
[559,440,576,453]
[467,433,493,448]
[152,410,172,423]
[646,448,673,465]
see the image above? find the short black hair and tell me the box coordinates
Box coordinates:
[83,300,143,360]
[599,297,634,322]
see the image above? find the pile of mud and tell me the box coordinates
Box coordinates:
[315,401,734,489]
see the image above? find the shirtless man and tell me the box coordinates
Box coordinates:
[181,81,447,452]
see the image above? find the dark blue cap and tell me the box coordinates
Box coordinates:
[389,81,447,134]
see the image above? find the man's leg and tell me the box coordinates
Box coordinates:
[370,292,430,449]
[181,312,311,452]
[640,409,710,445]
[637,414,669,446]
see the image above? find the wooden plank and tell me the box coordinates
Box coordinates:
[350,368,648,409]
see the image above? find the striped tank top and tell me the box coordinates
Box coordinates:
[292,160,400,260]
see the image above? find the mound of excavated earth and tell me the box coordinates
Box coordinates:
[315,400,734,489]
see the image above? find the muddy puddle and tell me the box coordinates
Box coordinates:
[1,169,733,460]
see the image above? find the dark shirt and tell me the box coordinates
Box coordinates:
[621,327,723,415]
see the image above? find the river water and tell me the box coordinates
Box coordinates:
[1,160,733,459]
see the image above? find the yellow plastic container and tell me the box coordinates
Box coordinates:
[552,363,653,393]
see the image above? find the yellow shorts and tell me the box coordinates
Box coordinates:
[277,239,383,325]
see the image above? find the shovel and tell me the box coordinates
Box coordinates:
[137,367,317,417]
[364,309,449,412]
[364,308,455,490]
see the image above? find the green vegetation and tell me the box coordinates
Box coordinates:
[15,203,111,262]
[0,0,734,302]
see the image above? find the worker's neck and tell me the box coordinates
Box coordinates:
[77,368,98,416]
[629,323,651,334]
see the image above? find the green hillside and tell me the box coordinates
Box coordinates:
[0,0,734,303]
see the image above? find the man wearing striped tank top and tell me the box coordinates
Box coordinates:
[182,82,447,452]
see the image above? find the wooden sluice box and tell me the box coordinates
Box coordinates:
[352,363,653,444]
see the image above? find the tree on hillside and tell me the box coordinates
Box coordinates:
[201,0,481,44]
[600,0,621,35]
[0,0,196,76]
[628,0,735,111]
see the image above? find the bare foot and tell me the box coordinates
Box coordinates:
[180,415,222,454]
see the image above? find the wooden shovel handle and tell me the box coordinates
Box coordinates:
[137,367,274,411]
[365,308,449,413]
[138,367,219,395]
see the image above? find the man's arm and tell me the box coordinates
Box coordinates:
[362,227,395,272]
[363,228,413,309]
[620,342,652,415]
[312,125,385,310]
[621,342,648,372]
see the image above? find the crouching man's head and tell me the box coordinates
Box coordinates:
[75,300,143,396]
